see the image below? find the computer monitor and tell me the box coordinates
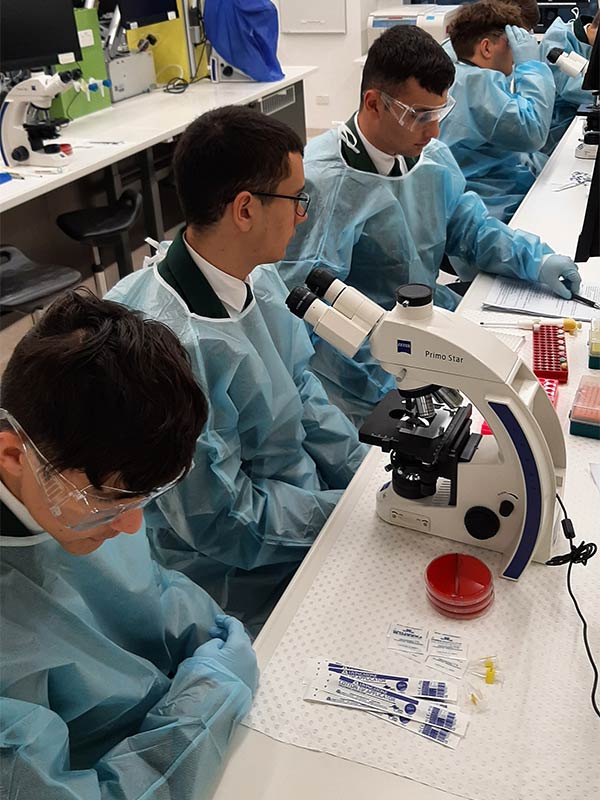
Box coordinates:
[574,31,599,262]
[118,0,179,29]
[0,0,83,73]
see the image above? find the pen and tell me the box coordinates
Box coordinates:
[570,291,600,310]
[560,277,600,310]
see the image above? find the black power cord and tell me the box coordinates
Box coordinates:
[164,7,209,94]
[163,39,208,94]
[546,493,599,718]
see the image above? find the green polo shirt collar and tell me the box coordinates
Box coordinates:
[340,114,418,174]
[157,230,229,318]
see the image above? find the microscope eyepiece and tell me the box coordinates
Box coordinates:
[306,267,337,297]
[546,47,562,65]
[395,284,432,307]
[286,286,318,318]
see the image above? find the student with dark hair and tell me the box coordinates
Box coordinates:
[438,1,555,222]
[540,8,599,153]
[278,24,581,427]
[504,0,540,31]
[107,106,367,634]
[0,290,258,799]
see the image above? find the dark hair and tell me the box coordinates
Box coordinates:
[450,1,525,61]
[592,10,600,29]
[173,105,304,231]
[0,289,207,492]
[360,26,455,102]
[503,0,540,31]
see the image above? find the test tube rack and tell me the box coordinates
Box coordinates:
[481,378,559,435]
[532,325,569,383]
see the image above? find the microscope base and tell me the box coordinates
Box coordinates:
[375,475,561,579]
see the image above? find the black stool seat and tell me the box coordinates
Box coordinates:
[56,189,142,247]
[0,246,81,313]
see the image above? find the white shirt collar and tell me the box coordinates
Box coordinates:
[183,234,252,316]
[353,113,408,177]
[0,479,50,546]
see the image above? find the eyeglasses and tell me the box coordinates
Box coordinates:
[253,191,311,217]
[380,91,456,131]
[0,409,188,532]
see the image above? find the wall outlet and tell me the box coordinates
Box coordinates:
[316,94,330,105]
[78,28,95,48]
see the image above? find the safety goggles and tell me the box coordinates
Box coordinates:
[0,409,187,532]
[380,91,456,131]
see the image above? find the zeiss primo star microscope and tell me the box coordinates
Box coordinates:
[0,69,81,168]
[287,271,567,581]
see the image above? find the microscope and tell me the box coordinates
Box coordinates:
[287,271,567,581]
[546,46,598,159]
[0,70,81,168]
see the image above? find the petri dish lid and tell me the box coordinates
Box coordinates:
[425,553,493,607]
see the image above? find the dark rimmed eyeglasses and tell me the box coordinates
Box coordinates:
[253,191,311,217]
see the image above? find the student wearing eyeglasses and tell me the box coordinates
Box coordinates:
[0,290,257,799]
[107,106,367,635]
[278,23,581,427]
[438,1,554,222]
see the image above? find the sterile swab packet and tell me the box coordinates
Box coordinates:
[302,687,461,748]
[324,674,469,736]
[371,711,461,749]
[312,659,458,702]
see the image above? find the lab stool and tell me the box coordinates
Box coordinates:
[56,189,142,297]
[0,245,82,323]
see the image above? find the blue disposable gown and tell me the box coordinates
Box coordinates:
[278,130,553,425]
[539,18,593,154]
[439,60,554,221]
[204,0,284,82]
[107,261,367,631]
[442,38,457,62]
[0,525,255,799]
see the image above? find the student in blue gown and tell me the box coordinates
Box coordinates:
[438,1,555,222]
[540,9,599,153]
[107,107,368,634]
[0,290,257,800]
[277,24,581,426]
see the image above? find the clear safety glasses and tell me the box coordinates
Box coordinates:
[380,91,456,131]
[0,409,186,532]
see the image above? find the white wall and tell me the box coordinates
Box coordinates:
[273,0,379,130]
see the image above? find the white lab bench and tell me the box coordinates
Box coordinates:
[209,117,600,800]
[0,66,316,245]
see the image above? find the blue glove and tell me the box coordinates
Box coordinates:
[538,255,582,299]
[505,25,539,66]
[195,614,258,693]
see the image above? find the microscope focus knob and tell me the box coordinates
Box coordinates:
[11,146,29,162]
[464,506,500,540]
[395,284,432,307]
